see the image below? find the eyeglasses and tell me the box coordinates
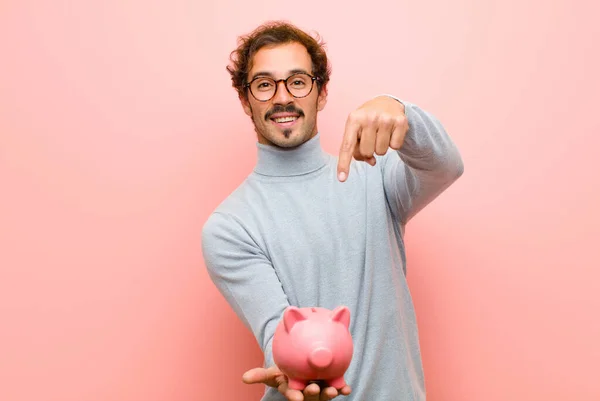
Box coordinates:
[245,73,319,102]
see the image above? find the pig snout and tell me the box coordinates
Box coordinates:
[308,347,333,370]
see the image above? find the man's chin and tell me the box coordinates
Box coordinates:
[263,129,307,148]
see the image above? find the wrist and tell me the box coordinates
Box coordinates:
[375,94,406,114]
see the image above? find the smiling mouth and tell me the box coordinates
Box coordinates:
[265,104,304,125]
[272,116,299,124]
[269,114,302,130]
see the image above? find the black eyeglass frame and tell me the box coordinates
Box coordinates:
[244,73,320,102]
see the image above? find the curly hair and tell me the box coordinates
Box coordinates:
[227,21,332,100]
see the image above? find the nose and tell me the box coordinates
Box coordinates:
[272,80,293,105]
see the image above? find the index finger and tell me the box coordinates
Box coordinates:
[337,116,361,182]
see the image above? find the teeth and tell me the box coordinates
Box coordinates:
[274,116,297,123]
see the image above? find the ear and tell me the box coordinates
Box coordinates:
[317,85,328,111]
[330,306,351,329]
[284,306,308,333]
[240,93,252,117]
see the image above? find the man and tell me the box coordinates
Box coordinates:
[201,21,464,401]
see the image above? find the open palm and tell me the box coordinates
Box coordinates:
[242,366,352,401]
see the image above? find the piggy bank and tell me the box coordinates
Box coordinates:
[272,305,353,391]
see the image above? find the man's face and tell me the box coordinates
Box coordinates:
[241,42,327,148]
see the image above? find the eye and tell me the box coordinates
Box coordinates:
[253,79,275,92]
[289,76,308,88]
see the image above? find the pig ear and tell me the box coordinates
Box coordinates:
[331,306,351,328]
[283,306,307,333]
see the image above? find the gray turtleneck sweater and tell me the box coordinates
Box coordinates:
[201,99,464,401]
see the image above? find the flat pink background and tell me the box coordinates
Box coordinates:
[1,1,599,400]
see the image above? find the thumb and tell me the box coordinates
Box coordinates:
[242,366,283,385]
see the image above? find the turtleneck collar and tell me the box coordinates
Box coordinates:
[253,133,330,177]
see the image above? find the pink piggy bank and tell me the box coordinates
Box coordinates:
[272,305,353,391]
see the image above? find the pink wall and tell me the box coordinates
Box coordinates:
[1,1,599,400]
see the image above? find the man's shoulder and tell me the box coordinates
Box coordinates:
[210,173,264,212]
[201,176,260,238]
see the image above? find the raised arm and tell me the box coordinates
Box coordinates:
[382,98,464,224]
[336,95,464,224]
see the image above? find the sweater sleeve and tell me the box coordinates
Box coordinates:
[380,97,464,225]
[201,211,288,368]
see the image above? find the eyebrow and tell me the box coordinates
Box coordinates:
[250,69,310,81]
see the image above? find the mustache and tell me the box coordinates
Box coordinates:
[265,104,305,121]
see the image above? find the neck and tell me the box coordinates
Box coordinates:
[254,132,329,177]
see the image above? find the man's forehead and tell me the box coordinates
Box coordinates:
[249,43,312,79]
